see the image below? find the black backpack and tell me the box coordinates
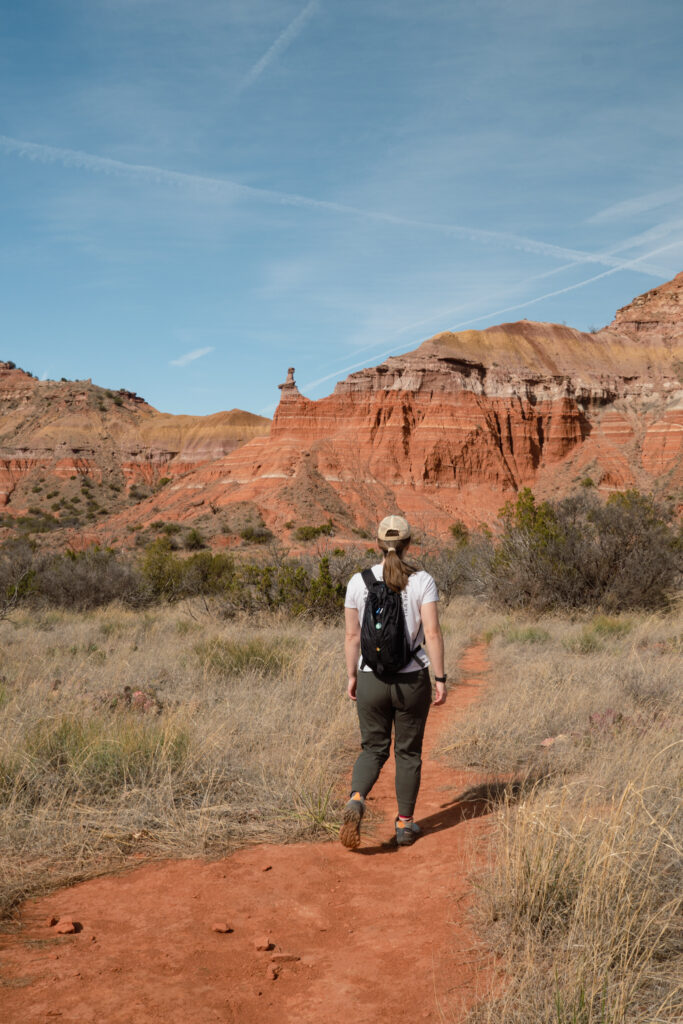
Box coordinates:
[359,568,421,677]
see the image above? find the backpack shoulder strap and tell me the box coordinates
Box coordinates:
[361,568,378,590]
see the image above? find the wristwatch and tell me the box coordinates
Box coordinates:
[434,674,447,683]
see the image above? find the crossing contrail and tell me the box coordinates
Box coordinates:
[302,239,682,392]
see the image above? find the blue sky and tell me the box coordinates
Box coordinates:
[1,0,682,416]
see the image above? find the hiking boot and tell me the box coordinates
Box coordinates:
[339,793,365,850]
[395,817,421,846]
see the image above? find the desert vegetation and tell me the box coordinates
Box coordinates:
[441,601,682,1024]
[0,485,681,1021]
[429,488,682,611]
[0,605,358,920]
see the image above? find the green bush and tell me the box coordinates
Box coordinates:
[449,520,469,545]
[487,489,681,612]
[294,520,334,542]
[240,524,274,544]
[140,538,185,599]
[184,528,206,551]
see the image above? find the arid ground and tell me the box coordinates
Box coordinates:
[1,642,493,1024]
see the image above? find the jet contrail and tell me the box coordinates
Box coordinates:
[0,133,666,275]
[238,0,320,94]
[169,346,214,367]
[302,239,682,392]
[303,219,683,372]
[589,183,683,223]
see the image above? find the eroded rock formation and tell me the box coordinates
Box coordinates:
[0,367,270,511]
[2,273,681,545]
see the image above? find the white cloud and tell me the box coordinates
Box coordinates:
[169,346,214,367]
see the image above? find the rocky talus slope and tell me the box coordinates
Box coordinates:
[2,273,681,546]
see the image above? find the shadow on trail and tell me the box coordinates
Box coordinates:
[416,779,525,836]
[353,779,529,855]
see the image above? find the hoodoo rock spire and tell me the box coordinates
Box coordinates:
[278,367,300,394]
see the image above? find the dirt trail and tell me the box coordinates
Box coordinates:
[1,644,494,1024]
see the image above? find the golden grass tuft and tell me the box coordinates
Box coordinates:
[444,602,683,1024]
[0,604,356,918]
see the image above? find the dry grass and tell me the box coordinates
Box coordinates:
[441,602,683,1024]
[0,594,481,922]
[0,603,356,919]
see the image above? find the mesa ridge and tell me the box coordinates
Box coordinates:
[1,272,681,546]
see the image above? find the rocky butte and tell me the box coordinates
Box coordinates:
[1,272,682,547]
[0,369,270,541]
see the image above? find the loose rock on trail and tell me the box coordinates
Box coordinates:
[0,645,494,1023]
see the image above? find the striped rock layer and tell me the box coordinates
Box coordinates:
[1,272,682,545]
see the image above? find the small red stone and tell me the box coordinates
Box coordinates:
[255,937,273,951]
[266,965,279,981]
[55,919,77,935]
[211,922,233,934]
[271,953,300,963]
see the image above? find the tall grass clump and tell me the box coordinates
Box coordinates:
[445,605,683,1024]
[0,605,355,919]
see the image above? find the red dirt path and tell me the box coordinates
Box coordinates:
[1,644,494,1024]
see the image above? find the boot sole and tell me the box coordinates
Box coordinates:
[339,804,363,850]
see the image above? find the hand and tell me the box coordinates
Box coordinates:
[432,681,447,706]
[347,677,357,702]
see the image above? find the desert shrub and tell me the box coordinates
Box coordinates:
[220,556,344,620]
[487,488,681,612]
[421,533,494,604]
[5,510,60,534]
[294,520,334,541]
[0,540,36,618]
[36,549,147,610]
[181,551,234,597]
[139,537,186,600]
[184,528,206,551]
[239,524,274,544]
[449,519,469,544]
[305,556,346,619]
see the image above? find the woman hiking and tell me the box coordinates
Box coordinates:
[340,514,447,850]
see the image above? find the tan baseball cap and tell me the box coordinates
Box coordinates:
[377,514,411,542]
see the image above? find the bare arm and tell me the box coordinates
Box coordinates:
[345,607,361,701]
[421,600,446,705]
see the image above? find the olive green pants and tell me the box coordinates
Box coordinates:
[350,668,432,818]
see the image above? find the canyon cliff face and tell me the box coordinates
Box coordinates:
[2,272,681,547]
[0,367,269,513]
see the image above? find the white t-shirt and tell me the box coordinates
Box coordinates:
[345,564,439,672]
